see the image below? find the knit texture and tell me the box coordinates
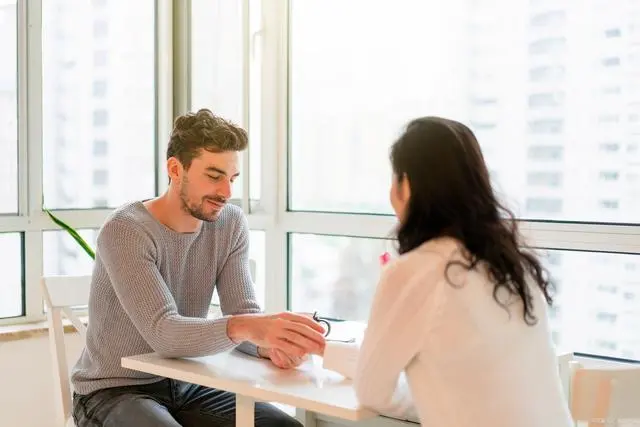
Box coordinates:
[71,201,261,395]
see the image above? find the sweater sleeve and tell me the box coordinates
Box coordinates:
[354,256,444,418]
[98,219,238,358]
[216,212,261,357]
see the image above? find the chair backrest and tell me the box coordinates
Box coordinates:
[42,275,92,427]
[557,352,575,402]
[569,361,640,426]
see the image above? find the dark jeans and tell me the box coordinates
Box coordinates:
[72,379,302,427]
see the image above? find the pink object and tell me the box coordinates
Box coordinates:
[379,252,391,266]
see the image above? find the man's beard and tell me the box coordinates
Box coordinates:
[179,180,226,222]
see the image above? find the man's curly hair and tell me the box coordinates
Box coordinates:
[167,108,248,169]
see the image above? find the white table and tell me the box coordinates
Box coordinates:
[121,348,376,427]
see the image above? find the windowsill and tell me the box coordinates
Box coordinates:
[0,306,223,343]
[0,316,88,343]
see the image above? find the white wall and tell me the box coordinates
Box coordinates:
[0,333,84,427]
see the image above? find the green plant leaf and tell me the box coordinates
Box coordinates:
[44,209,96,260]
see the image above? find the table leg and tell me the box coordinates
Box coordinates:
[236,395,255,427]
[295,408,317,427]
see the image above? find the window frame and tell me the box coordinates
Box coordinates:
[2,0,640,352]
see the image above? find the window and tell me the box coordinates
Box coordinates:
[601,86,621,95]
[526,197,563,213]
[0,1,18,214]
[93,50,107,67]
[528,119,564,134]
[596,340,618,351]
[289,1,640,222]
[605,28,622,38]
[93,139,108,156]
[599,142,620,152]
[527,145,564,160]
[43,230,98,277]
[528,38,566,55]
[289,238,640,359]
[530,11,566,28]
[42,0,156,210]
[93,20,108,38]
[93,110,108,126]
[528,92,565,108]
[289,234,390,321]
[596,312,617,323]
[602,57,621,67]
[93,170,109,186]
[599,199,619,209]
[190,0,264,201]
[598,114,620,124]
[529,65,565,82]
[597,284,618,294]
[599,171,620,181]
[93,80,107,97]
[0,233,23,318]
[527,171,563,187]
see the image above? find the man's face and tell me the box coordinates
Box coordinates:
[176,149,240,221]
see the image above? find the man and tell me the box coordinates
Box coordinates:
[71,109,326,427]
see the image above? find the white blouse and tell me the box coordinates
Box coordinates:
[326,237,573,427]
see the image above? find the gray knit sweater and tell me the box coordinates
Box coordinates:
[71,201,260,395]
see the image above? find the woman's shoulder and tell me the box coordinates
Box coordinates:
[382,236,463,283]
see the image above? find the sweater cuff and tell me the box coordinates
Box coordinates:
[322,341,360,379]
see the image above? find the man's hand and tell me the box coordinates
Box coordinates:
[259,347,307,369]
[227,312,326,357]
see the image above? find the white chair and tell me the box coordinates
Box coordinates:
[42,275,92,427]
[568,360,640,426]
[42,262,256,426]
[557,352,575,401]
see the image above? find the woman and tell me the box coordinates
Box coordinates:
[353,117,573,426]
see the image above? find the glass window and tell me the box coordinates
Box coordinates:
[43,229,98,277]
[93,139,107,156]
[290,234,640,359]
[288,0,640,223]
[42,0,156,210]
[0,1,18,214]
[0,233,23,319]
[191,0,246,200]
[605,28,622,38]
[599,171,620,181]
[527,171,563,187]
[92,80,107,97]
[289,234,391,321]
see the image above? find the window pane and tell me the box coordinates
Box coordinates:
[290,233,640,360]
[191,0,245,199]
[546,250,640,360]
[289,233,391,321]
[43,229,98,276]
[212,230,266,308]
[0,233,23,318]
[289,0,640,223]
[0,1,18,214]
[42,0,156,209]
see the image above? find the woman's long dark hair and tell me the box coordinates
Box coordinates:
[390,117,553,325]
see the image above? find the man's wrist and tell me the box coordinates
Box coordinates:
[226,315,252,344]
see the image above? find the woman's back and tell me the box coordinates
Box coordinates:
[355,237,573,427]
